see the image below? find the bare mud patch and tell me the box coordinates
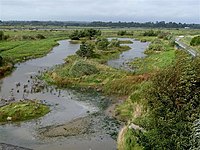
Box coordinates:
[39,116,91,138]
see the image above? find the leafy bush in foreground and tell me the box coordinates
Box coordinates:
[190,36,200,46]
[135,53,200,149]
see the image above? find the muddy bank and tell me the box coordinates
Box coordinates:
[39,116,91,138]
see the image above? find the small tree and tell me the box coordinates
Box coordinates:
[76,42,95,58]
[84,29,101,39]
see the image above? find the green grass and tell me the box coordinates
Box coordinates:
[0,30,70,76]
[132,50,176,74]
[0,40,27,52]
[124,128,143,150]
[0,39,58,62]
[0,100,50,122]
[3,30,70,39]
[43,56,129,93]
[119,40,133,44]
[115,81,150,121]
[0,30,70,63]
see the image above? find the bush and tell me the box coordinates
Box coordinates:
[190,36,200,46]
[143,30,158,36]
[0,31,9,41]
[157,32,171,40]
[191,119,200,150]
[69,30,80,40]
[146,39,166,53]
[96,37,109,50]
[69,60,99,77]
[69,29,101,40]
[22,35,35,40]
[117,30,127,36]
[76,42,95,58]
[84,28,101,38]
[36,34,46,39]
[136,53,200,149]
[108,39,120,47]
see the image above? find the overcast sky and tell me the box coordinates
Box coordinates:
[0,0,200,23]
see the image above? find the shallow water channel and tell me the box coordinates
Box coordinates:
[0,39,148,150]
[108,38,149,71]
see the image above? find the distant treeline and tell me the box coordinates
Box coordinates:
[0,21,200,29]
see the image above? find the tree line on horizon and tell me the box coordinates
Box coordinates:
[0,21,200,29]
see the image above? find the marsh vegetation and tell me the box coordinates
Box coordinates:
[0,27,199,149]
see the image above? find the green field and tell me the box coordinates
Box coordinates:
[0,30,70,76]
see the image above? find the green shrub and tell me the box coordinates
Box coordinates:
[191,119,200,150]
[145,39,166,53]
[117,30,127,36]
[96,37,109,50]
[76,42,95,58]
[143,30,158,36]
[69,30,80,40]
[83,28,101,38]
[69,60,99,77]
[108,39,120,47]
[157,32,171,40]
[69,29,101,40]
[0,31,9,41]
[22,35,35,40]
[136,53,200,149]
[36,34,46,39]
[190,36,200,46]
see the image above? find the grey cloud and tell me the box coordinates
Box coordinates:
[0,0,199,23]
